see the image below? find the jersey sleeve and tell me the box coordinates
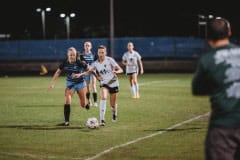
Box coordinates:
[191,57,210,95]
[109,57,119,67]
[122,53,127,60]
[135,51,142,60]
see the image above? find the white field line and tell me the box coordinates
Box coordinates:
[138,79,180,86]
[0,151,46,160]
[84,112,210,160]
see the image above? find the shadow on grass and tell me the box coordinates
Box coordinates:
[144,127,204,132]
[0,124,94,131]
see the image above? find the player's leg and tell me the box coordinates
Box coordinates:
[91,75,98,107]
[132,73,140,98]
[86,76,92,106]
[128,74,136,98]
[76,82,89,110]
[59,88,74,126]
[110,92,118,122]
[99,86,108,126]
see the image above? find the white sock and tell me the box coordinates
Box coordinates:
[135,83,139,95]
[100,99,107,121]
[131,86,136,96]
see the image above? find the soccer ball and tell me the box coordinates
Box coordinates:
[86,117,99,129]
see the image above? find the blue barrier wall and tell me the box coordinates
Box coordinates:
[0,37,206,61]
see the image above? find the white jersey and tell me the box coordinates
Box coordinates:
[91,56,120,87]
[122,50,141,74]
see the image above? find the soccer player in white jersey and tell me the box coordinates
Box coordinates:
[90,45,123,126]
[122,42,144,99]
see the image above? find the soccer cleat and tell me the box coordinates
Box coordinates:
[112,114,117,122]
[100,120,105,126]
[85,103,90,110]
[132,95,137,99]
[57,122,69,126]
[136,94,140,99]
[93,102,98,107]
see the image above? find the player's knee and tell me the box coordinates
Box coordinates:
[65,99,71,104]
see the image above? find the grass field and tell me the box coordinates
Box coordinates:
[0,73,210,160]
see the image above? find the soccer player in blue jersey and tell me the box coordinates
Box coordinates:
[49,47,90,126]
[122,42,144,99]
[80,41,98,107]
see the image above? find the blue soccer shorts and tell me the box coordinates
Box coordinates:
[66,81,86,91]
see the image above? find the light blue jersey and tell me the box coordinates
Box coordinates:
[80,52,97,81]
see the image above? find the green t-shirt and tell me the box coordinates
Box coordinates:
[192,43,240,128]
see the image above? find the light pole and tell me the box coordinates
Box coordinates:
[60,13,76,39]
[110,0,114,57]
[36,7,51,39]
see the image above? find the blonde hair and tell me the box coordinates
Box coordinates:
[67,47,77,56]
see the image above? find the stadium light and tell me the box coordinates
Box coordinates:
[36,7,51,39]
[60,13,76,39]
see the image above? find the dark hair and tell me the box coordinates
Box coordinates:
[98,45,107,50]
[207,17,231,40]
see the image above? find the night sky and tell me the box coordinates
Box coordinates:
[0,0,239,40]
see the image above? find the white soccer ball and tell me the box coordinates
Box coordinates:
[86,117,99,129]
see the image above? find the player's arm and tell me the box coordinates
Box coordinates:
[91,70,102,81]
[72,67,91,78]
[122,59,127,66]
[113,64,123,74]
[121,54,128,66]
[85,62,102,81]
[192,60,210,95]
[48,68,62,90]
[87,66,102,81]
[138,59,144,74]
[71,61,90,78]
[71,71,89,78]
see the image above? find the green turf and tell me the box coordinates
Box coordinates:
[0,73,210,160]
